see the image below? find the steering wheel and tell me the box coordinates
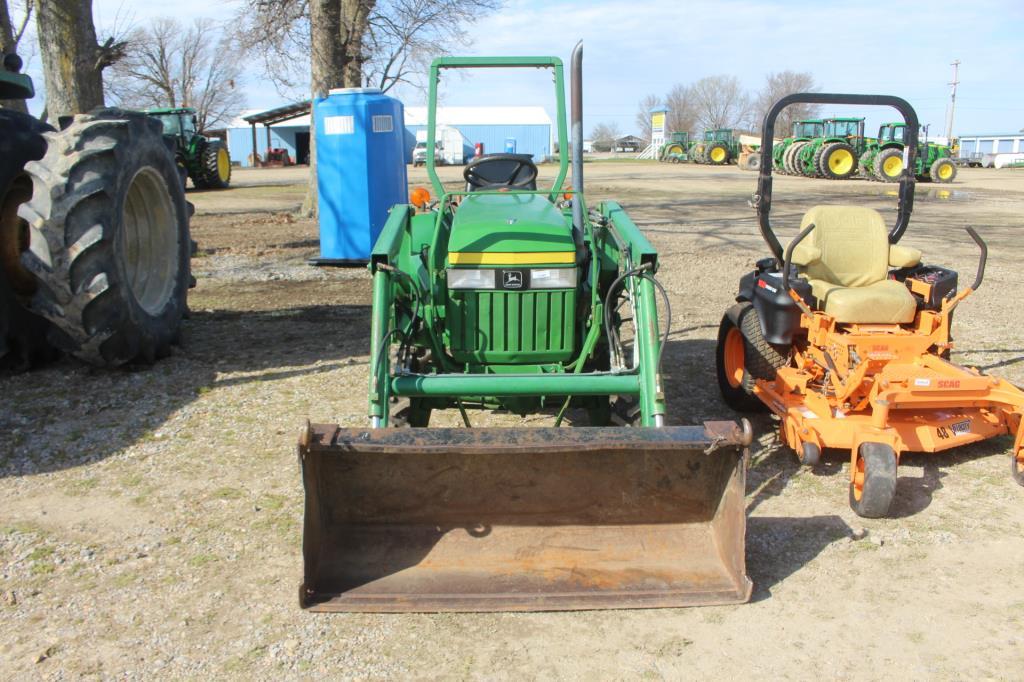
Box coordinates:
[463,153,538,191]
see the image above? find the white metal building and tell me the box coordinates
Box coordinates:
[957,132,1024,167]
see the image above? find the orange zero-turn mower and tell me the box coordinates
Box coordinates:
[714,92,1024,518]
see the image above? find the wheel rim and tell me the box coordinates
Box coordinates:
[121,167,179,315]
[828,149,854,174]
[937,162,953,180]
[711,148,726,162]
[217,147,230,182]
[852,454,866,501]
[723,327,745,388]
[668,145,682,155]
[882,155,903,177]
[0,176,36,296]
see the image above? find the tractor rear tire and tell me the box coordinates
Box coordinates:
[818,142,858,180]
[198,140,231,189]
[19,109,192,367]
[849,442,898,518]
[859,150,876,179]
[0,110,59,370]
[742,152,761,171]
[930,157,957,183]
[783,142,802,175]
[706,142,729,165]
[874,148,903,183]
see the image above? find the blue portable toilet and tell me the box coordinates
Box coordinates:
[504,138,517,154]
[312,88,407,264]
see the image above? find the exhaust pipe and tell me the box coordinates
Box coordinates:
[571,41,584,233]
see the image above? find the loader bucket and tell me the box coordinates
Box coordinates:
[298,422,752,612]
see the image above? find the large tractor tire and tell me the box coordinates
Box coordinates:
[873,147,904,183]
[197,140,231,189]
[19,109,192,367]
[818,142,858,180]
[706,142,730,165]
[784,142,805,175]
[0,110,57,369]
[930,157,957,183]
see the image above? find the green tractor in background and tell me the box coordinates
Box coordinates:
[690,128,740,165]
[860,123,957,183]
[146,107,232,189]
[776,119,824,175]
[793,117,866,180]
[658,131,691,162]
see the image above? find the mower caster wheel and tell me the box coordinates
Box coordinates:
[1011,453,1024,487]
[850,442,897,518]
[799,442,821,467]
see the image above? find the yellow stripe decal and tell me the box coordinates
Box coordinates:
[448,251,576,265]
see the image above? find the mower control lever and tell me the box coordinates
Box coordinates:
[783,223,816,318]
[965,226,987,291]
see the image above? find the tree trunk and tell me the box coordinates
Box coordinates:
[1,0,29,112]
[33,0,105,123]
[301,0,375,218]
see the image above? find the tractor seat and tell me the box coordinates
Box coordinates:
[791,206,921,324]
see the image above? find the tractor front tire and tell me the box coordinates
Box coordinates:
[199,140,231,189]
[0,110,57,369]
[859,150,876,179]
[819,142,858,180]
[742,152,761,171]
[930,157,957,183]
[783,142,804,175]
[874,148,903,183]
[19,109,192,366]
[849,442,898,518]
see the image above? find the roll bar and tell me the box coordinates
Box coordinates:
[754,93,920,262]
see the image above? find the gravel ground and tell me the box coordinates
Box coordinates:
[2,162,1023,679]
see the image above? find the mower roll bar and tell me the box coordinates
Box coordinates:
[965,226,987,291]
[755,93,920,262]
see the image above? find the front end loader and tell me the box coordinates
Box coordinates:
[715,92,1024,518]
[299,45,752,612]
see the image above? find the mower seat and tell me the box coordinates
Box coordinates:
[792,206,921,324]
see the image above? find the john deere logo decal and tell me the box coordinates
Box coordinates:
[503,271,523,289]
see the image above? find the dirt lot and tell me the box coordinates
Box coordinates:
[2,161,1023,679]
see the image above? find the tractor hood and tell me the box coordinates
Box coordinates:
[447,193,574,265]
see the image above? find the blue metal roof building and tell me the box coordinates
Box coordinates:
[223,103,553,167]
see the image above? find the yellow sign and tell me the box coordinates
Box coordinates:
[651,112,665,132]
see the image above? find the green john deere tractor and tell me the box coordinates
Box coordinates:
[776,119,824,175]
[146,107,231,189]
[297,45,752,613]
[658,131,691,162]
[860,123,957,183]
[690,128,739,165]
[1,53,192,369]
[793,117,866,180]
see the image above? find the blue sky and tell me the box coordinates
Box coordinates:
[25,0,1024,136]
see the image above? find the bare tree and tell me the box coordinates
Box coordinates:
[635,93,660,142]
[1,0,32,111]
[688,75,751,132]
[663,83,697,135]
[105,18,245,131]
[32,0,126,123]
[590,121,621,152]
[752,70,820,136]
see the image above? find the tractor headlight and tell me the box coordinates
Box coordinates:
[447,268,576,290]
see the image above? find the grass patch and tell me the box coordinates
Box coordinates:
[213,486,244,501]
[188,553,218,567]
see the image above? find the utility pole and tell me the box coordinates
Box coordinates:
[946,60,960,141]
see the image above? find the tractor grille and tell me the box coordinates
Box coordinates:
[446,289,576,363]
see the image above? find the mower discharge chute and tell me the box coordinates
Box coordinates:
[299,45,752,612]
[716,92,1024,518]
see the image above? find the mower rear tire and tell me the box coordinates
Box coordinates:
[19,109,192,367]
[930,157,957,183]
[706,142,729,165]
[198,140,231,189]
[849,442,897,518]
[874,148,903,183]
[1011,451,1024,487]
[819,142,858,180]
[716,304,788,412]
